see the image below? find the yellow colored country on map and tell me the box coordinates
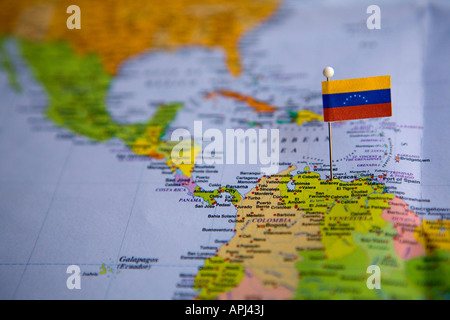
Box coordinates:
[415,219,450,253]
[296,110,323,126]
[0,0,281,76]
[279,169,393,260]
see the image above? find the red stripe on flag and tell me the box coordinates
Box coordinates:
[323,103,392,122]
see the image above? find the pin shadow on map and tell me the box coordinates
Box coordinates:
[170,121,280,175]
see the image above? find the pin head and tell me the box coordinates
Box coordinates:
[323,66,334,79]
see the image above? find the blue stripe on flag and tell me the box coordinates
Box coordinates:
[323,89,391,108]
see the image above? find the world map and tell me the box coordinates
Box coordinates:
[0,0,449,299]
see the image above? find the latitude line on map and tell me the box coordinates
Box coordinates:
[11,142,74,299]
[103,161,147,299]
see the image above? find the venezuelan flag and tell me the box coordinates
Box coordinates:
[322,75,391,122]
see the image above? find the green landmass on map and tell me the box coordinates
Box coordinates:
[18,39,182,151]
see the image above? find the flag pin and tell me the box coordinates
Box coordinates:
[321,67,392,181]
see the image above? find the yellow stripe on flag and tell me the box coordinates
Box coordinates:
[322,75,391,95]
